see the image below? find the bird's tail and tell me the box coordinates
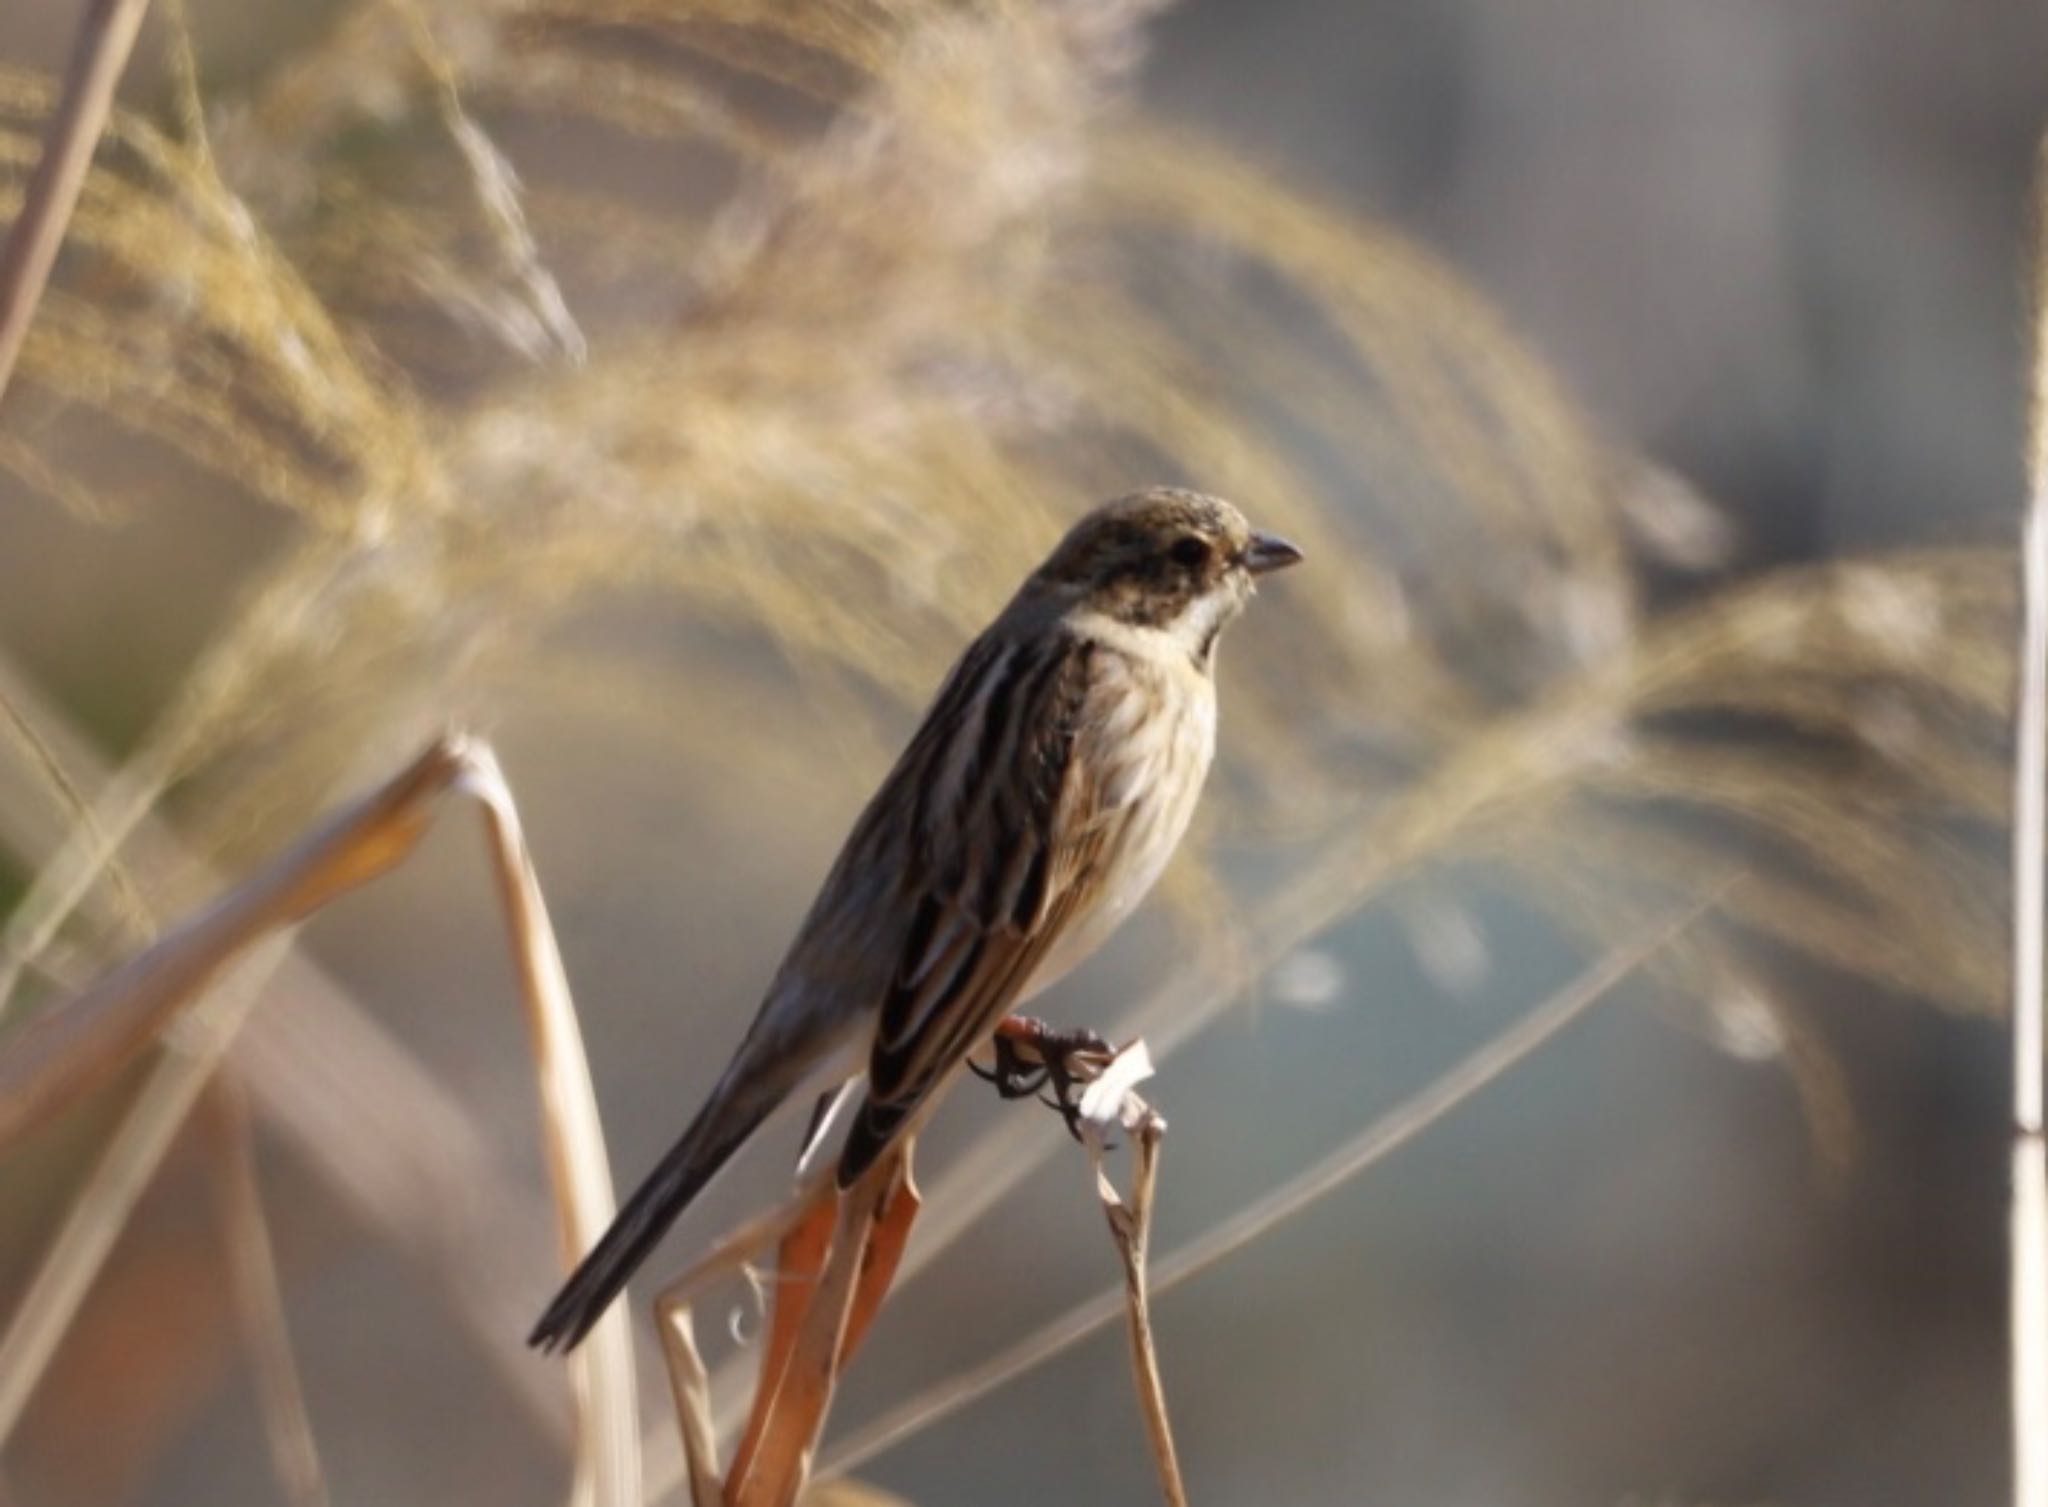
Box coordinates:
[528,1028,818,1353]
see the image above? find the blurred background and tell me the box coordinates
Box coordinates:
[0,2,2036,1504]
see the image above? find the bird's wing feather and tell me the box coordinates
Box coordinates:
[837,630,1115,1185]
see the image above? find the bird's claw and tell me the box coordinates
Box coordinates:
[968,1031,1050,1100]
[976,1016,1116,1141]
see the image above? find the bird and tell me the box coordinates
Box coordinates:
[529,488,1301,1353]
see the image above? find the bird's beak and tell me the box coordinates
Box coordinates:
[1243,531,1304,576]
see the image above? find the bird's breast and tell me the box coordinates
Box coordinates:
[1025,650,1216,997]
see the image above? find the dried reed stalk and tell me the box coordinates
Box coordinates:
[730,1160,911,1507]
[0,925,294,1447]
[0,742,464,1147]
[460,745,641,1507]
[649,1153,918,1507]
[0,0,153,403]
[653,1199,808,1507]
[198,1079,331,1507]
[2012,135,2048,1507]
[0,681,154,944]
[0,736,638,1507]
[0,655,568,1437]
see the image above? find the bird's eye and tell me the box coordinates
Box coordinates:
[1169,536,1210,569]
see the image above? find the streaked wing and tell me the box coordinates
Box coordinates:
[836,629,1113,1185]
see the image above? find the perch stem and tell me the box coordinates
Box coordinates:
[1103,1113,1186,1507]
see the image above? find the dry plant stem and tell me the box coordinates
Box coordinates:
[0,736,637,1507]
[0,683,201,1015]
[2018,507,2048,1507]
[2013,148,2048,1507]
[660,1301,725,1507]
[233,988,571,1438]
[199,1079,331,1507]
[460,746,641,1507]
[0,741,177,1017]
[651,1157,919,1507]
[0,688,154,942]
[733,1157,901,1507]
[0,745,468,1450]
[0,740,464,1147]
[0,0,153,405]
[0,657,566,1437]
[1096,1114,1186,1507]
[659,1289,740,1505]
[651,1180,839,1507]
[726,1190,843,1494]
[0,928,288,1447]
[816,882,1730,1480]
[838,1156,923,1361]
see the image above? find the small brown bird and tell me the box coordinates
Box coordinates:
[530,488,1300,1352]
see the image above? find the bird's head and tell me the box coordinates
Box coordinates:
[1027,488,1302,666]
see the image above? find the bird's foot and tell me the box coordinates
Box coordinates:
[974,1015,1115,1139]
[968,1028,1049,1100]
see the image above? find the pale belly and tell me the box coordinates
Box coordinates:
[1020,664,1216,1001]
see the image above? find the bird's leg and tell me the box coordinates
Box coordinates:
[982,1015,1115,1137]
